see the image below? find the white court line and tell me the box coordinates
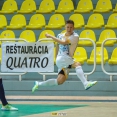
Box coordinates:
[5,96,117,101]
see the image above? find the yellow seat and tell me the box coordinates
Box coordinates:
[19,30,36,42]
[45,14,65,29]
[73,47,87,64]
[1,30,15,43]
[38,30,55,43]
[36,0,55,13]
[85,13,104,29]
[105,13,117,29]
[74,0,93,13]
[79,30,96,46]
[108,48,117,64]
[0,0,18,14]
[69,14,84,28]
[93,0,112,13]
[87,47,108,64]
[0,15,7,29]
[7,14,26,29]
[113,4,117,13]
[26,14,46,29]
[96,29,116,47]
[17,0,36,14]
[55,0,74,13]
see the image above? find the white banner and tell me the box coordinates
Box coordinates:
[1,42,54,72]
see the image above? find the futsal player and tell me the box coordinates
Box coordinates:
[0,78,18,111]
[32,20,97,92]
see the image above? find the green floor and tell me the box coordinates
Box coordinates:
[0,104,88,117]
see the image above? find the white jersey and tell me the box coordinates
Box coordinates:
[57,32,79,57]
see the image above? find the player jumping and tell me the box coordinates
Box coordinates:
[32,20,97,92]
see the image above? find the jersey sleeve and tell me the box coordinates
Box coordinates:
[57,34,62,45]
[69,35,79,45]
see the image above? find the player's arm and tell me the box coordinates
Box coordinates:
[45,33,70,45]
[55,43,59,58]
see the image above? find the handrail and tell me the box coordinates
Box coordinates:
[38,38,96,81]
[101,38,117,81]
[0,38,28,81]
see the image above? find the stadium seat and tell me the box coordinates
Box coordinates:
[26,14,46,29]
[45,14,65,29]
[105,13,117,28]
[79,30,96,46]
[36,0,55,13]
[73,47,87,64]
[96,29,116,46]
[85,13,104,29]
[19,30,36,42]
[87,47,108,64]
[108,47,117,64]
[38,30,55,43]
[0,15,7,29]
[1,30,15,43]
[93,0,112,13]
[74,0,93,13]
[113,4,117,13]
[69,14,85,28]
[17,0,36,14]
[0,0,18,14]
[7,14,26,29]
[55,0,74,13]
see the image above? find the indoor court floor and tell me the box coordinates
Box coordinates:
[0,101,117,117]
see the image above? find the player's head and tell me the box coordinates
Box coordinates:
[65,20,74,35]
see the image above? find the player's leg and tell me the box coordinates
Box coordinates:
[32,69,67,92]
[72,62,97,90]
[32,55,70,92]
[0,78,8,106]
[0,78,18,111]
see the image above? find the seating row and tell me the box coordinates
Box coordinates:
[73,47,117,65]
[0,0,117,14]
[0,29,117,47]
[0,13,117,30]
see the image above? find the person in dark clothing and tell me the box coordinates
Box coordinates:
[0,78,18,111]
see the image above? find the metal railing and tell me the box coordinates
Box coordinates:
[101,38,117,81]
[0,38,28,81]
[0,38,97,81]
[38,38,96,81]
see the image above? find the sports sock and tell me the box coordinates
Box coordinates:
[38,79,58,86]
[0,78,8,106]
[75,66,88,86]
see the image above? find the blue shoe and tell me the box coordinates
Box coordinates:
[32,81,39,93]
[1,104,18,111]
[85,81,97,90]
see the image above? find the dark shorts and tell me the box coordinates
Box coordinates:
[58,65,72,75]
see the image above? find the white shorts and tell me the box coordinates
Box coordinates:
[56,55,74,73]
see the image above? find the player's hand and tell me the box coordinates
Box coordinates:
[45,33,51,38]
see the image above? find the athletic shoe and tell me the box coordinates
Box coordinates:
[32,81,39,93]
[85,81,97,90]
[1,104,18,111]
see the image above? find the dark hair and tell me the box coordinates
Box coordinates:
[66,20,74,26]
